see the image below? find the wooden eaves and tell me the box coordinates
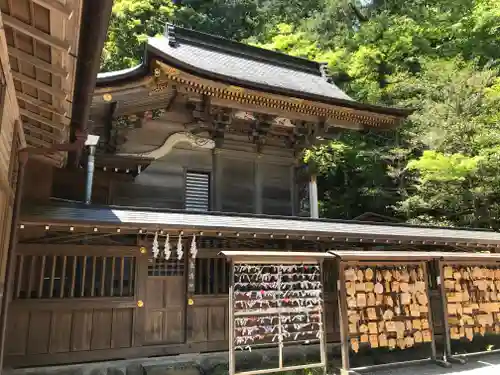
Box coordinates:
[219,250,334,264]
[0,0,113,166]
[329,250,500,262]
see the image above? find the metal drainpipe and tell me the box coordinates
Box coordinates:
[309,174,319,219]
[0,154,27,372]
[85,144,96,204]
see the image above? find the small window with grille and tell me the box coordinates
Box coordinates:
[148,256,184,277]
[185,171,210,211]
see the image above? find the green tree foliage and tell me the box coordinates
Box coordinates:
[100,0,500,229]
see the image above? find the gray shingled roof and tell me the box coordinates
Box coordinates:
[20,203,500,247]
[95,24,411,119]
[148,36,353,102]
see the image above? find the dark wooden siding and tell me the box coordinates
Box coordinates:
[5,244,142,366]
[108,147,297,216]
[262,163,292,215]
[221,157,254,213]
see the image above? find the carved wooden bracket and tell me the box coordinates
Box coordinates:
[117,132,215,160]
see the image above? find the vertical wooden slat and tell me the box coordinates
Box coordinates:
[15,255,24,299]
[90,256,96,297]
[100,257,107,297]
[196,258,202,294]
[214,258,219,294]
[128,257,134,296]
[110,257,116,297]
[27,256,35,298]
[119,257,125,297]
[38,255,46,298]
[205,258,210,294]
[70,256,77,297]
[81,256,87,297]
[60,256,67,298]
[49,256,56,298]
[222,259,227,293]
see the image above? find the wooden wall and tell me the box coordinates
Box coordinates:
[5,244,141,367]
[107,119,296,215]
[0,11,25,324]
[3,244,342,367]
[4,242,446,368]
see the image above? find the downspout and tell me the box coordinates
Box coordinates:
[84,135,99,205]
[0,153,27,371]
[309,174,319,219]
[85,144,96,204]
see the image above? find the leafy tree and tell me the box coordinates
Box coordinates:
[101,0,175,72]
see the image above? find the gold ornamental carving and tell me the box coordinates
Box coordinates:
[226,85,246,94]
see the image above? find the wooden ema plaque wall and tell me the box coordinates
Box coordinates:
[336,258,446,374]
[440,262,500,360]
[344,264,432,352]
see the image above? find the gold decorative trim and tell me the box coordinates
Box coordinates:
[227,85,246,94]
[149,59,401,128]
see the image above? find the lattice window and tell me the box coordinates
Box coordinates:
[13,254,136,299]
[194,257,230,295]
[148,256,184,277]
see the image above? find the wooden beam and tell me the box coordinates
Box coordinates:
[20,108,66,131]
[23,122,62,142]
[24,134,53,148]
[2,14,70,52]
[12,71,66,99]
[16,92,67,117]
[8,47,68,77]
[32,0,73,17]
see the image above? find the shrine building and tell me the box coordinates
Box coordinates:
[4,22,500,374]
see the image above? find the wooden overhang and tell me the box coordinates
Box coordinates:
[92,24,411,132]
[219,250,333,264]
[329,250,447,261]
[18,202,500,249]
[330,250,500,262]
[0,0,113,167]
[437,252,500,262]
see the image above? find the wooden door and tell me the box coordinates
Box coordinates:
[144,256,186,344]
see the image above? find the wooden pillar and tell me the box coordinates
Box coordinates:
[254,156,262,214]
[213,149,222,211]
[290,165,297,216]
[309,173,319,218]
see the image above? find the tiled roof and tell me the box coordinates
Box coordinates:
[147,27,352,102]
[20,202,500,247]
[95,24,411,119]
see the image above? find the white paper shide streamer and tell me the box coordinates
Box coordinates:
[163,233,171,260]
[152,232,159,258]
[190,234,198,259]
[176,234,183,260]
